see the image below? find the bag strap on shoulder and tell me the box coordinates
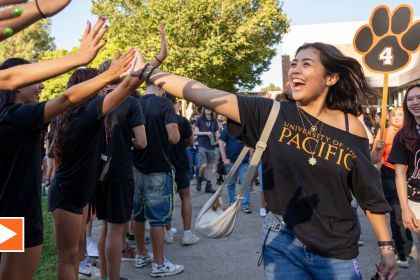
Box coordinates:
[237,101,281,198]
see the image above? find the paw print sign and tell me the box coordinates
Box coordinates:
[354,4,419,73]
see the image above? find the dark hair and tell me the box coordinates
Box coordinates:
[0,58,31,109]
[400,83,420,152]
[295,43,377,116]
[165,93,177,104]
[200,107,215,120]
[53,68,100,163]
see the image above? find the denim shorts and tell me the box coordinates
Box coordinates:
[261,212,362,280]
[132,168,174,226]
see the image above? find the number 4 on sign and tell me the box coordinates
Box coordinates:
[379,47,393,65]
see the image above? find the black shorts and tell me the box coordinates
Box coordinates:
[25,230,43,248]
[175,171,190,190]
[48,179,84,215]
[95,180,134,223]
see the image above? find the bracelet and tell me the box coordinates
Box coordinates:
[154,56,163,64]
[379,245,395,252]
[138,63,149,80]
[377,240,395,247]
[145,66,157,83]
[35,0,47,19]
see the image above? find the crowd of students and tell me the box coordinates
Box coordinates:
[0,1,420,280]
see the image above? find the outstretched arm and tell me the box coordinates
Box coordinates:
[130,53,240,123]
[0,18,107,91]
[0,0,71,41]
[44,49,134,122]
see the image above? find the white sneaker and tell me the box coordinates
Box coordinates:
[135,251,153,268]
[397,257,409,268]
[87,241,99,258]
[78,263,100,279]
[182,233,199,245]
[164,230,174,244]
[150,258,184,278]
[259,208,267,217]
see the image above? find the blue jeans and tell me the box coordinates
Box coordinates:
[186,146,199,178]
[262,212,362,280]
[225,162,250,208]
[132,168,174,226]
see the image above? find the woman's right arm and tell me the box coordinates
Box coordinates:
[0,18,108,91]
[395,164,418,232]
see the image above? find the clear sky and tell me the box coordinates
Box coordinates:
[51,0,420,90]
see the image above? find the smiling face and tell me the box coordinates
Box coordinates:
[288,48,337,105]
[406,86,420,123]
[16,82,44,103]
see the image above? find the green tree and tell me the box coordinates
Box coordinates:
[0,20,56,62]
[92,0,289,92]
[261,83,281,92]
[39,49,73,101]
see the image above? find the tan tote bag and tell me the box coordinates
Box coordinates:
[194,101,280,238]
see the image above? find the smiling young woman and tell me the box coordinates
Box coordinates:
[389,83,420,276]
[128,42,398,279]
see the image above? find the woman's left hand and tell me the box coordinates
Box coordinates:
[378,253,399,280]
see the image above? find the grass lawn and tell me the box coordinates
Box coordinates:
[35,197,56,280]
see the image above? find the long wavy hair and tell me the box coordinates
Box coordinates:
[294,43,377,116]
[52,68,100,163]
[400,83,420,152]
[0,58,31,110]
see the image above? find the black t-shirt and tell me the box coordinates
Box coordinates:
[196,116,218,150]
[53,96,105,207]
[169,114,193,173]
[0,102,47,235]
[133,94,178,174]
[389,132,420,202]
[228,96,390,260]
[104,96,145,181]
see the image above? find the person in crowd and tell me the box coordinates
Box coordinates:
[95,24,167,280]
[218,126,252,213]
[372,107,413,268]
[164,93,200,246]
[389,83,420,276]
[0,19,113,280]
[372,112,381,138]
[130,42,398,279]
[95,60,146,280]
[131,81,183,277]
[48,47,147,280]
[195,108,218,193]
[186,119,200,180]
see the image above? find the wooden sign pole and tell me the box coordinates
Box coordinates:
[379,73,389,140]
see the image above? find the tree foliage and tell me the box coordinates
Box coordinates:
[92,0,289,92]
[261,83,281,92]
[0,20,56,62]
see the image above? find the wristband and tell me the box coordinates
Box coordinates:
[154,56,163,63]
[35,0,47,18]
[138,63,149,80]
[145,66,157,83]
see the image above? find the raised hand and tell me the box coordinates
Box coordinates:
[76,17,108,65]
[105,49,135,81]
[158,23,168,59]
